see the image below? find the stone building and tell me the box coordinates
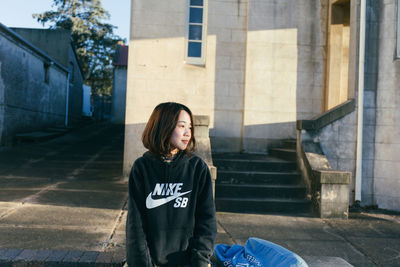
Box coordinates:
[111,44,128,124]
[124,0,400,212]
[11,28,84,125]
[0,23,68,146]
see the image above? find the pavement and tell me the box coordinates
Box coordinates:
[0,122,400,266]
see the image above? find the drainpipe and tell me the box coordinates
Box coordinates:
[65,72,70,127]
[355,0,366,202]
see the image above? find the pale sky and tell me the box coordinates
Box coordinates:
[0,0,131,42]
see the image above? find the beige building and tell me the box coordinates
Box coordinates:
[124,0,400,212]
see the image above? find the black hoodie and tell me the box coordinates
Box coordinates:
[126,151,217,267]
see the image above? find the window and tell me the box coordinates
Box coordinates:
[44,62,50,84]
[186,0,207,65]
[397,0,400,58]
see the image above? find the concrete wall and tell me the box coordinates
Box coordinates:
[124,0,218,174]
[67,44,84,123]
[242,0,327,152]
[11,28,70,66]
[373,0,400,211]
[0,28,67,146]
[209,0,247,152]
[11,28,83,124]
[111,67,127,124]
[315,111,357,204]
[360,0,380,206]
[0,60,4,144]
[124,0,330,173]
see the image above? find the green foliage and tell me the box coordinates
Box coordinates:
[33,0,123,95]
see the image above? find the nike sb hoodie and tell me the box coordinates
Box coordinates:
[126,151,217,267]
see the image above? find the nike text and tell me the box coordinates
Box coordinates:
[146,183,191,209]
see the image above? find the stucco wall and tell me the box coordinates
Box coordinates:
[374,0,400,211]
[111,67,127,124]
[0,29,67,146]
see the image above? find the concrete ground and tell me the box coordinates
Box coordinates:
[0,122,400,266]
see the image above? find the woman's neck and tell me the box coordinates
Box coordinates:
[169,148,179,157]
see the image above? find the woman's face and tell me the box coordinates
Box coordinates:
[170,110,192,154]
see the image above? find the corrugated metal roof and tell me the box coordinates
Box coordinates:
[113,44,128,67]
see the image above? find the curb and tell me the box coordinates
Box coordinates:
[0,249,125,267]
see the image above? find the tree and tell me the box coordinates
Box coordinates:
[33,0,123,95]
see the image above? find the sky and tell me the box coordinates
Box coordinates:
[0,0,131,42]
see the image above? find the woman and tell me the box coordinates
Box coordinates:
[126,102,217,267]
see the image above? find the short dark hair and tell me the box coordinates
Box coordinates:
[142,102,196,155]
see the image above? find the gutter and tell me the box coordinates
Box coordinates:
[355,0,366,202]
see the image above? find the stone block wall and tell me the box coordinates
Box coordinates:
[374,0,400,211]
[124,0,333,173]
[242,0,328,152]
[209,0,247,152]
[303,108,357,205]
[124,0,218,173]
[360,0,380,206]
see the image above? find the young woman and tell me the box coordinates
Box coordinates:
[126,102,217,267]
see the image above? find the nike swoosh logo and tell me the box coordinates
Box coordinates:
[146,190,191,209]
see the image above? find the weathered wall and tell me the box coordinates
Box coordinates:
[111,67,127,124]
[374,0,400,211]
[67,44,84,123]
[242,0,327,152]
[0,61,4,144]
[11,28,70,66]
[315,111,357,204]
[0,28,67,146]
[12,28,83,124]
[360,0,380,206]
[298,0,361,204]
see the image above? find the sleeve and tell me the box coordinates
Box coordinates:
[126,163,153,267]
[190,162,217,267]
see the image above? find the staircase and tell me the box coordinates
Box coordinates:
[213,140,311,214]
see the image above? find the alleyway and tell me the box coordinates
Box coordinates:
[1,122,400,266]
[0,122,127,255]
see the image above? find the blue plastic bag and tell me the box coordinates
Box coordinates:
[212,237,308,267]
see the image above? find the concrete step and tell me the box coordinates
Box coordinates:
[216,197,311,214]
[213,152,310,215]
[216,184,307,199]
[213,153,278,161]
[269,148,297,161]
[283,139,297,149]
[213,158,297,172]
[217,170,301,185]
